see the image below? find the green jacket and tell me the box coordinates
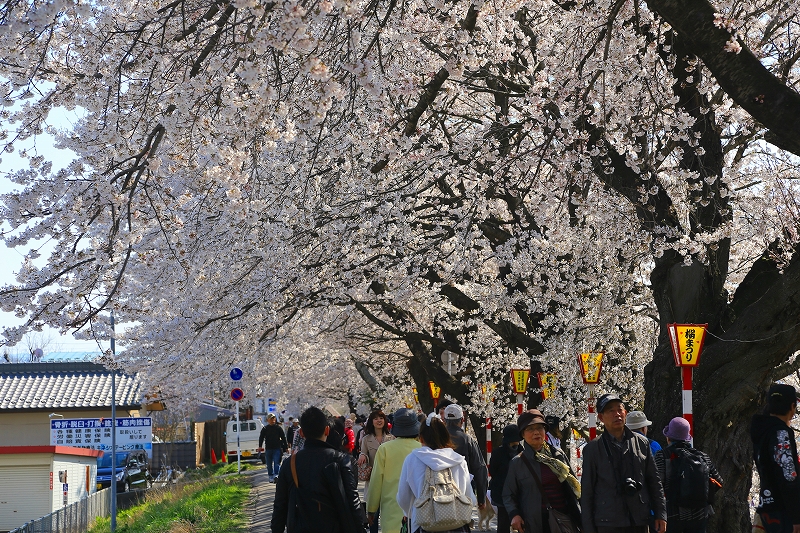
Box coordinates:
[366,437,420,533]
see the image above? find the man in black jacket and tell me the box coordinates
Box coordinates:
[271,406,365,533]
[260,413,289,482]
[444,403,488,510]
[752,383,800,533]
[489,424,523,533]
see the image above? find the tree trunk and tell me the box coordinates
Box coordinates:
[646,250,800,532]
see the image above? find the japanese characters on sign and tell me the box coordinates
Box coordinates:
[578,352,604,384]
[537,372,558,399]
[511,369,531,394]
[428,381,441,399]
[50,417,153,458]
[667,323,708,367]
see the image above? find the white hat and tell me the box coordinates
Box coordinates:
[625,411,652,430]
[443,404,464,420]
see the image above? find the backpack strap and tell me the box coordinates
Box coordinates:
[291,452,299,488]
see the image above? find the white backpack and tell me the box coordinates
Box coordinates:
[413,466,473,532]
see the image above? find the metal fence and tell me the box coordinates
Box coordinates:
[9,488,110,533]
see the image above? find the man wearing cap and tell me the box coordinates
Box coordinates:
[751,383,800,533]
[582,394,667,533]
[545,415,563,450]
[444,403,489,509]
[626,411,662,456]
[260,413,289,482]
[654,417,722,533]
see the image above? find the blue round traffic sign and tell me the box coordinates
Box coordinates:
[229,367,243,381]
[230,388,244,402]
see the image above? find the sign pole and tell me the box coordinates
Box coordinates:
[229,367,244,474]
[486,416,492,464]
[667,323,707,447]
[236,400,241,474]
[588,384,597,441]
[682,366,693,445]
[511,369,531,416]
[578,352,604,441]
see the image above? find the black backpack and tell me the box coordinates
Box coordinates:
[666,447,710,508]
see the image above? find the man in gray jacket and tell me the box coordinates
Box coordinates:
[444,403,488,509]
[581,394,667,533]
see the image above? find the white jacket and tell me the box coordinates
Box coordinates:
[397,447,477,533]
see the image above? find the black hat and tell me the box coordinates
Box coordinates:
[438,398,455,412]
[517,409,548,437]
[768,383,799,408]
[596,393,623,413]
[502,424,520,445]
[391,408,421,437]
[544,415,560,428]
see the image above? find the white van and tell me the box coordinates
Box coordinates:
[226,418,265,460]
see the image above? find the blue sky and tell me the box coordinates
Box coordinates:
[0,108,107,358]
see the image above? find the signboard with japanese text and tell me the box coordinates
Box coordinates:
[578,352,604,384]
[667,324,708,367]
[537,373,558,399]
[428,381,441,399]
[50,417,153,458]
[511,369,531,394]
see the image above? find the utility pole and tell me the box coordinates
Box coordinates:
[110,311,117,532]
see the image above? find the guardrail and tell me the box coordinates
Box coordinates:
[9,488,110,533]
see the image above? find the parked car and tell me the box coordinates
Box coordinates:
[96,450,152,492]
[226,418,264,460]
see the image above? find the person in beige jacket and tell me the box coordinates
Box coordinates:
[358,410,395,533]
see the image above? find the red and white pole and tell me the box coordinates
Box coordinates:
[516,393,524,415]
[588,384,597,440]
[682,366,693,445]
[486,417,492,465]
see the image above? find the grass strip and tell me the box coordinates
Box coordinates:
[88,476,250,533]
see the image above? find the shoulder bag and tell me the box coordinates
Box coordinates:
[357,435,372,481]
[519,454,578,533]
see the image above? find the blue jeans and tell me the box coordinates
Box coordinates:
[264,449,282,476]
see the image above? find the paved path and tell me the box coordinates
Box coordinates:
[245,466,497,532]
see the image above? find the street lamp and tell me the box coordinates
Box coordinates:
[48,413,64,419]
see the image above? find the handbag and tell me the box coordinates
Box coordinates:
[357,460,373,482]
[519,454,579,533]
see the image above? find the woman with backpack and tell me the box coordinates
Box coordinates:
[396,413,476,533]
[503,409,581,533]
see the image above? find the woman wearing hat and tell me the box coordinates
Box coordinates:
[366,408,421,533]
[503,409,581,533]
[489,424,524,533]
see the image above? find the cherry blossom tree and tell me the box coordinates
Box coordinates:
[2,0,800,529]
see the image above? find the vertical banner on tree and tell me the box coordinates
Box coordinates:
[511,369,531,394]
[667,324,708,367]
[578,352,604,384]
[537,373,557,399]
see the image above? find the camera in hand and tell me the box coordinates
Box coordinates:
[623,477,642,495]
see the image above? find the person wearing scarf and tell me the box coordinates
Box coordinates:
[503,409,581,533]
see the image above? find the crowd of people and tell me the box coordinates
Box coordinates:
[268,382,800,533]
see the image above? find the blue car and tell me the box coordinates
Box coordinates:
[96,450,152,492]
